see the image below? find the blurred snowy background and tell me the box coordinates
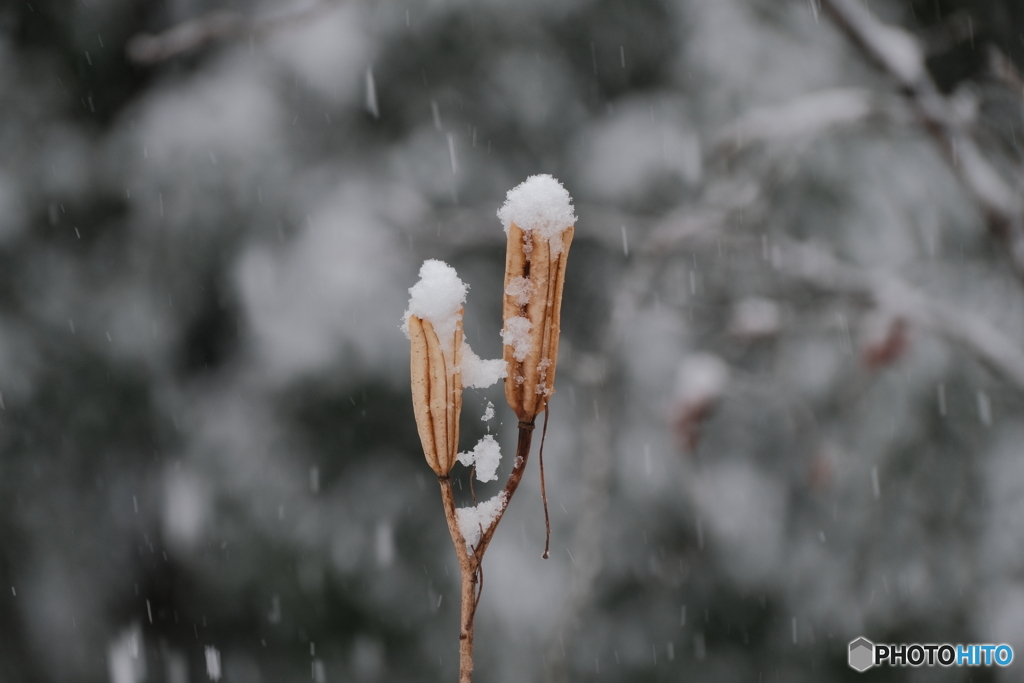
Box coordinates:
[4,0,1024,680]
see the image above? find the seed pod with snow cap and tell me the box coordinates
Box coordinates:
[498,175,576,424]
[402,260,469,477]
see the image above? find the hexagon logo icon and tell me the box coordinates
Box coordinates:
[848,637,874,672]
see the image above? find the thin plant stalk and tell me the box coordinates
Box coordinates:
[538,408,551,559]
[437,423,536,683]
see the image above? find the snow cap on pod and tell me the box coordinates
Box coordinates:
[402,259,469,353]
[403,259,468,477]
[496,174,577,254]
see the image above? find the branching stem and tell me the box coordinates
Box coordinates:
[438,420,536,682]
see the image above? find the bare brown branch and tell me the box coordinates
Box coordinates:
[436,420,536,682]
[821,0,1024,277]
[438,477,475,683]
[473,423,534,559]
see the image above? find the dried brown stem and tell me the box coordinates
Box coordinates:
[473,422,535,558]
[437,421,536,682]
[438,477,475,682]
[538,409,551,559]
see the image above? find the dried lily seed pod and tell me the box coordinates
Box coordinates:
[501,222,573,423]
[497,174,576,424]
[402,259,470,476]
[408,313,464,476]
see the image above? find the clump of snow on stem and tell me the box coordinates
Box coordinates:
[496,174,576,254]
[456,492,507,551]
[481,401,495,422]
[457,434,502,482]
[401,259,468,352]
[460,342,506,388]
[501,316,533,362]
[505,276,533,306]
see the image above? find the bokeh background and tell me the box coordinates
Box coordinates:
[4,0,1024,680]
